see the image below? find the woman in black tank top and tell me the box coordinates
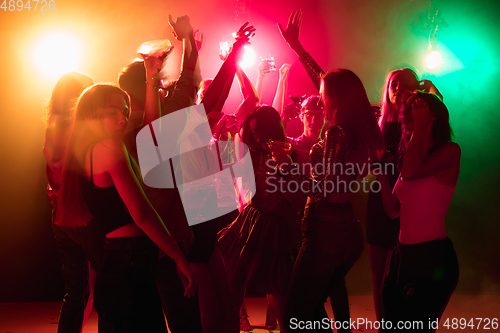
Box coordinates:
[55,84,197,331]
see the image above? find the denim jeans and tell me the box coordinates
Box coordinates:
[284,202,364,332]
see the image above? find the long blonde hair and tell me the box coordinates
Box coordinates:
[55,84,131,228]
[378,68,419,130]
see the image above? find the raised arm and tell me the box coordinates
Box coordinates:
[170,15,198,73]
[142,54,166,126]
[278,10,324,91]
[272,63,291,116]
[99,138,197,297]
[419,79,443,101]
[139,15,199,127]
[255,59,274,104]
[161,15,201,118]
[201,23,255,115]
[234,65,259,122]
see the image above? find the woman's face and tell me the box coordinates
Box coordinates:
[102,93,129,138]
[389,72,418,111]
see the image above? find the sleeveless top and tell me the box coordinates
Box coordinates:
[80,145,135,235]
[394,175,456,245]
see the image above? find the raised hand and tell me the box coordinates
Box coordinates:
[277,10,303,52]
[141,52,169,81]
[279,63,291,79]
[169,15,194,40]
[419,79,435,93]
[412,98,433,131]
[419,79,443,100]
[234,22,256,41]
[258,59,275,75]
[227,22,256,63]
[193,28,204,52]
[282,103,301,122]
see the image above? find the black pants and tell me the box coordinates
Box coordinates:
[52,201,90,333]
[156,252,202,333]
[382,238,459,332]
[53,224,90,333]
[94,237,167,333]
[284,202,364,332]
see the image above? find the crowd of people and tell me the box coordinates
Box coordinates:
[43,9,460,333]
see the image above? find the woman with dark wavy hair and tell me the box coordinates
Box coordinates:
[56,84,196,332]
[379,91,460,332]
[276,10,384,332]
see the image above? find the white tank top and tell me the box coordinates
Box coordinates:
[394,175,456,244]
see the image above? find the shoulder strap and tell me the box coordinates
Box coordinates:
[89,145,95,185]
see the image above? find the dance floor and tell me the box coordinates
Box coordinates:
[0,295,498,332]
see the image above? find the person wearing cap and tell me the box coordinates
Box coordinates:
[288,95,326,176]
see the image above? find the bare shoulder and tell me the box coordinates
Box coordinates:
[93,138,129,167]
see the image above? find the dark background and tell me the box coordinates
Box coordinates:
[1,0,499,301]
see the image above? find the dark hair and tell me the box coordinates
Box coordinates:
[321,69,384,161]
[397,91,453,169]
[118,60,146,106]
[417,91,453,154]
[240,105,286,155]
[299,95,323,121]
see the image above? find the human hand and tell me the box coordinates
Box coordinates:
[169,15,194,40]
[277,10,303,51]
[176,262,198,297]
[419,79,436,93]
[141,52,169,81]
[268,141,293,167]
[193,28,204,52]
[258,59,275,75]
[411,98,433,130]
[279,63,291,79]
[234,22,256,41]
[283,103,301,121]
[226,23,255,63]
[219,42,229,61]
